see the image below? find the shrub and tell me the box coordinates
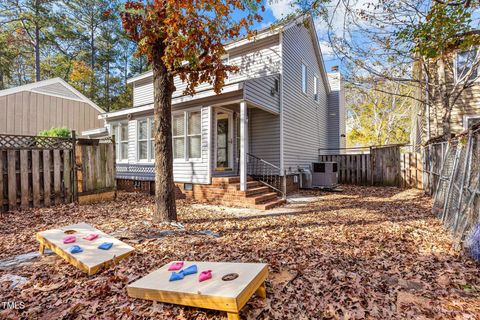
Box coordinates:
[38,127,71,138]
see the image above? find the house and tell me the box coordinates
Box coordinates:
[412,43,480,144]
[98,16,345,209]
[0,78,105,136]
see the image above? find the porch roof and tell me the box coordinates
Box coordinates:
[100,81,244,121]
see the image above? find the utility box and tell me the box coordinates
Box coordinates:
[312,162,338,188]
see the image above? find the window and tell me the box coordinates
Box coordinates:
[301,63,307,94]
[172,111,202,161]
[188,112,201,159]
[313,75,319,101]
[111,123,128,161]
[464,115,480,129]
[456,49,479,82]
[137,118,154,162]
[172,114,185,159]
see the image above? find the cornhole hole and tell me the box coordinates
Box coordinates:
[36,222,134,275]
[127,261,268,320]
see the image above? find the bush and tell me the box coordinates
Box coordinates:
[38,127,71,138]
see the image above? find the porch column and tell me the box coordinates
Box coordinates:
[240,100,248,191]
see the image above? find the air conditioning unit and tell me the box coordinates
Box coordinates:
[312,162,338,188]
[299,168,312,189]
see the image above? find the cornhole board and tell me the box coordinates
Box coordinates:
[36,222,134,275]
[127,261,268,320]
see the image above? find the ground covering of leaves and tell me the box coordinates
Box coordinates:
[0,186,479,319]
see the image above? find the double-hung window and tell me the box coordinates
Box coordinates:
[112,123,128,162]
[456,49,479,82]
[172,111,202,161]
[464,115,480,129]
[301,63,308,94]
[137,118,154,162]
[313,75,319,101]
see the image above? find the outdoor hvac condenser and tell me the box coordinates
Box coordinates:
[312,162,338,188]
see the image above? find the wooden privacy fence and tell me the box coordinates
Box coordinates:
[76,139,116,204]
[319,145,423,188]
[0,133,115,212]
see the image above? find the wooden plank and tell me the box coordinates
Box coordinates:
[7,150,17,210]
[356,155,361,185]
[20,150,29,209]
[43,150,51,206]
[346,156,351,184]
[64,150,72,203]
[32,150,41,207]
[0,151,4,211]
[87,146,95,192]
[53,150,61,204]
[105,144,114,188]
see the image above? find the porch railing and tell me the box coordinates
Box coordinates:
[247,153,286,198]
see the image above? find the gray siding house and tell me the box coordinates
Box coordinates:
[98,16,345,205]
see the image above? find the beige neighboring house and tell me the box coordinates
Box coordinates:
[413,48,480,144]
[0,78,105,137]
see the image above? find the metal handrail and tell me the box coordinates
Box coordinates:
[247,153,286,198]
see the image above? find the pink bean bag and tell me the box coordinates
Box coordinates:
[199,270,212,282]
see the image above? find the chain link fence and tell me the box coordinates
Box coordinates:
[423,127,480,260]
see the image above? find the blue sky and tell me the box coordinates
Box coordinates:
[253,1,341,73]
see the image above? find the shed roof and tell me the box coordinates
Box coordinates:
[0,78,104,113]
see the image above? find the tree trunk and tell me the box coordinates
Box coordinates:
[152,44,177,222]
[34,23,41,81]
[105,61,110,112]
[0,70,4,90]
[438,57,451,137]
[90,23,95,99]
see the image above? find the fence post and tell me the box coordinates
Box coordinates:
[71,130,78,203]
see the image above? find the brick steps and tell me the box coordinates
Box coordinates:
[200,177,285,210]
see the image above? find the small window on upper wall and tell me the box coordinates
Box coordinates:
[456,49,479,82]
[301,63,307,94]
[464,115,480,129]
[313,75,319,101]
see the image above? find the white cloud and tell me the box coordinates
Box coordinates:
[319,40,335,58]
[266,0,296,20]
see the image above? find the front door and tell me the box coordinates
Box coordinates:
[215,110,233,171]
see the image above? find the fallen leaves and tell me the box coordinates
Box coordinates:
[0,186,479,319]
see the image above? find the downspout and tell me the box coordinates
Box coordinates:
[279,30,285,176]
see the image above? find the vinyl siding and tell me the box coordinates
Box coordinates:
[327,72,346,150]
[0,91,103,135]
[132,35,281,108]
[282,24,329,172]
[249,108,280,167]
[117,106,211,184]
[244,74,280,114]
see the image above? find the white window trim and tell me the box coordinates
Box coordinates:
[301,62,308,95]
[172,108,203,163]
[110,122,129,163]
[454,49,480,84]
[136,117,154,163]
[463,114,480,130]
[313,74,319,102]
[214,108,234,170]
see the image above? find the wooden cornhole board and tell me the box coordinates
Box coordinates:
[127,261,268,320]
[36,222,134,275]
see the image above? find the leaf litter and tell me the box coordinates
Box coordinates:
[0,185,479,319]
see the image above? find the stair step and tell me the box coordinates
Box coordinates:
[247,192,278,204]
[256,198,286,210]
[233,181,262,190]
[244,186,270,196]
